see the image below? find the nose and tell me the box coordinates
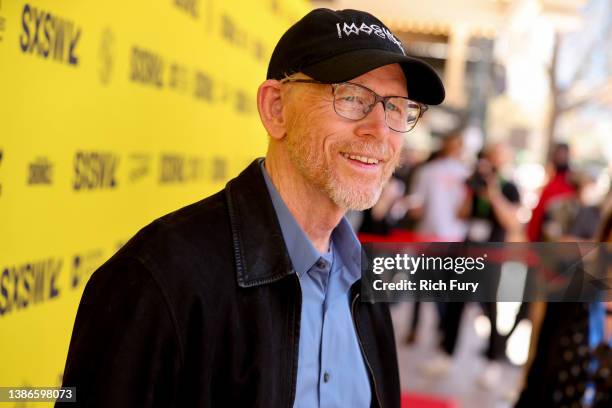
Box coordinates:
[356,101,389,139]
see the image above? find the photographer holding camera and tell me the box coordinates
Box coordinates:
[457,142,523,388]
[460,142,521,243]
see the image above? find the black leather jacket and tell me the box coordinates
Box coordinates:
[58,159,400,408]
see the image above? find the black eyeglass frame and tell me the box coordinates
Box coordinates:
[279,78,429,133]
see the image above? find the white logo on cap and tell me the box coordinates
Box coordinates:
[336,22,405,55]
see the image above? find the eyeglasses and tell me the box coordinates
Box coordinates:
[280,79,428,133]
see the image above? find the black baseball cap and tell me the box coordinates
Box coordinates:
[267,8,445,105]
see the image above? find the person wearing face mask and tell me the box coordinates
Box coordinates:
[527,143,576,242]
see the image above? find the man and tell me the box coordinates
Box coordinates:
[57,8,444,408]
[460,142,523,389]
[409,129,469,241]
[406,130,467,378]
[462,142,521,243]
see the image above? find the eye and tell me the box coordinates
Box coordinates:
[343,95,365,102]
[340,95,371,109]
[341,95,357,102]
[386,100,409,117]
[385,101,401,113]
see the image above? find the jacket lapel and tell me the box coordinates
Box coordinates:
[225,159,295,288]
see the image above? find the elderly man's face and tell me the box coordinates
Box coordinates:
[282,63,406,210]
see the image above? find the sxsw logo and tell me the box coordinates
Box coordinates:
[73,151,119,191]
[19,3,82,66]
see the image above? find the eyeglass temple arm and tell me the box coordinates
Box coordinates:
[419,104,429,118]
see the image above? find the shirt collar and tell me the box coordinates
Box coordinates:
[260,160,361,281]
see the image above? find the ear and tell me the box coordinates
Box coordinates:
[257,79,287,140]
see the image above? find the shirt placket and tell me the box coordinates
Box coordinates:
[310,257,332,407]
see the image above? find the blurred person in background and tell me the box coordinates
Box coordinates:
[408,129,471,378]
[357,145,431,346]
[516,143,578,400]
[358,146,427,236]
[358,176,406,236]
[461,142,522,243]
[57,8,446,407]
[542,167,603,242]
[527,143,576,242]
[387,146,430,232]
[516,202,612,408]
[457,142,526,389]
[587,209,612,408]
[409,129,469,241]
[515,149,610,407]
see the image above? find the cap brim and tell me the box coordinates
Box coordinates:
[301,49,445,105]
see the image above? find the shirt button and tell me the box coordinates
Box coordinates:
[323,372,330,383]
[316,260,326,269]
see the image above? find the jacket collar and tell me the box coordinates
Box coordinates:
[225,158,295,288]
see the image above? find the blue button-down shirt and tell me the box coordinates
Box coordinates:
[261,161,371,408]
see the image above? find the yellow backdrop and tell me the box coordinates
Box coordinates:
[0,0,308,404]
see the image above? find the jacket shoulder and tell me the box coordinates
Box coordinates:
[120,189,232,266]
[95,189,235,311]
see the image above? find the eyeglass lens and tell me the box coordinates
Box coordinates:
[333,83,422,132]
